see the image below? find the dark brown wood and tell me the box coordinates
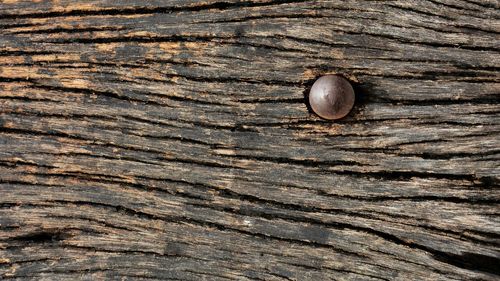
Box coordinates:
[0,0,499,280]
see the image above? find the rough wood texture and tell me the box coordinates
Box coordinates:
[1,0,499,280]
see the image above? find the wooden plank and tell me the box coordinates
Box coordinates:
[0,0,499,280]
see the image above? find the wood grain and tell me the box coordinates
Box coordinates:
[0,0,499,280]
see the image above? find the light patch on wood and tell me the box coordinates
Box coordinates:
[88,31,118,39]
[60,78,90,89]
[150,219,166,230]
[344,73,359,83]
[120,175,138,184]
[1,121,14,129]
[23,165,40,175]
[241,218,253,227]
[303,69,358,83]
[184,42,210,55]
[0,56,23,65]
[232,159,254,169]
[331,49,345,59]
[32,53,80,62]
[51,3,98,12]
[3,264,19,277]
[158,42,181,54]
[0,82,29,91]
[130,68,162,81]
[50,164,83,175]
[95,43,120,53]
[296,123,343,135]
[129,31,156,37]
[28,18,51,25]
[11,23,74,33]
[213,149,236,155]
[303,69,317,80]
[19,173,38,184]
[1,66,40,79]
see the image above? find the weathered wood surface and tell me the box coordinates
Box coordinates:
[0,0,499,280]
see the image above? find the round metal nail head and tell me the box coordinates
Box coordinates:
[309,75,355,120]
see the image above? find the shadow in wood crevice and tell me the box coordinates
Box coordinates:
[350,80,368,118]
[301,77,317,115]
[0,0,311,20]
[433,252,500,276]
[8,230,71,244]
[478,176,500,189]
